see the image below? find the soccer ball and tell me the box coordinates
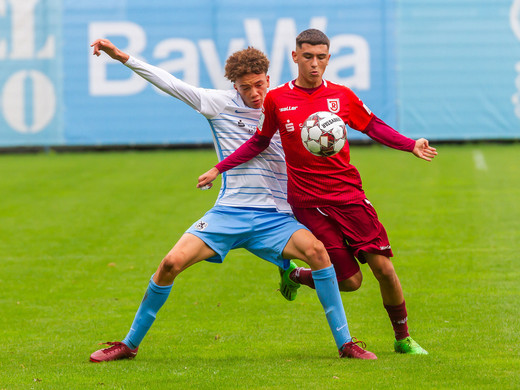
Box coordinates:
[300,111,347,157]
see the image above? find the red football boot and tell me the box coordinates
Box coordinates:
[339,338,377,360]
[90,342,138,362]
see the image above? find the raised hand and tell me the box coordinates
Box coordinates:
[90,39,129,63]
[412,138,437,161]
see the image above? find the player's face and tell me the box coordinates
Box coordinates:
[234,73,270,109]
[292,43,330,88]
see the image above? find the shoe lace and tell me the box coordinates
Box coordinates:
[100,341,124,347]
[339,337,368,357]
[349,337,367,350]
[99,341,126,354]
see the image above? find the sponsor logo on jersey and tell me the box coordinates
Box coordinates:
[195,220,208,231]
[380,245,391,250]
[280,106,298,112]
[285,120,295,132]
[237,120,245,128]
[363,103,372,115]
[327,98,340,113]
[235,109,249,114]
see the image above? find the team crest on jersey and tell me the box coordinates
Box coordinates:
[195,220,208,231]
[327,98,340,113]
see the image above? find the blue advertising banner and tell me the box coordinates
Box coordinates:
[0,0,395,146]
[397,0,520,140]
[1,0,518,147]
[0,0,63,146]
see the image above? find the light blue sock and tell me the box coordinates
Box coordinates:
[312,265,352,349]
[122,275,172,349]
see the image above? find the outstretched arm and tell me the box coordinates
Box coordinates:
[363,116,437,161]
[91,39,129,63]
[91,38,214,115]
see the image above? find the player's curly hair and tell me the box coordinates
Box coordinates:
[224,47,269,83]
[296,29,330,49]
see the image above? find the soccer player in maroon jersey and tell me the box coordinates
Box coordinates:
[198,29,437,354]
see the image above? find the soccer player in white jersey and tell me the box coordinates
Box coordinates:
[88,39,376,362]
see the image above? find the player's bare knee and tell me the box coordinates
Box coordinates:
[159,253,184,278]
[305,239,330,269]
[338,272,362,291]
[371,262,396,283]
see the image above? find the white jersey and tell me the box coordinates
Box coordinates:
[124,57,291,213]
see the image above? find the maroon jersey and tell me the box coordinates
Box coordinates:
[258,80,374,207]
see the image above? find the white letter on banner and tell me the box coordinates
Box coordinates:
[513,62,520,119]
[244,18,297,87]
[2,70,56,133]
[198,38,244,89]
[511,0,520,119]
[244,18,266,51]
[511,0,520,40]
[244,17,328,87]
[88,22,147,96]
[0,0,55,59]
[154,38,199,87]
[269,18,298,87]
[328,34,370,90]
[0,0,6,58]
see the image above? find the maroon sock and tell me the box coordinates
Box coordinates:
[290,267,315,289]
[384,300,410,340]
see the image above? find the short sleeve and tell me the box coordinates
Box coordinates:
[257,91,278,138]
[345,88,374,131]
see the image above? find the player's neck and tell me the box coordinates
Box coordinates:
[292,79,323,94]
[294,77,323,89]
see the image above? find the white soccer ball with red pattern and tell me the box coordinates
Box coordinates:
[300,111,347,157]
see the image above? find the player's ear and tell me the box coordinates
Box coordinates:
[291,51,298,63]
[233,83,238,92]
[266,75,270,88]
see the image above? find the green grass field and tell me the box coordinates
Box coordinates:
[1,144,519,389]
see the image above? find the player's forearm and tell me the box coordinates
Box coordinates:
[113,49,129,63]
[124,56,203,111]
[215,132,271,173]
[363,116,415,152]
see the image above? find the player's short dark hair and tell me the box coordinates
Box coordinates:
[224,47,269,82]
[296,29,330,49]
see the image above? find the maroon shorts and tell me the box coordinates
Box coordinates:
[292,199,393,282]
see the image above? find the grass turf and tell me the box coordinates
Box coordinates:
[0,144,519,389]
